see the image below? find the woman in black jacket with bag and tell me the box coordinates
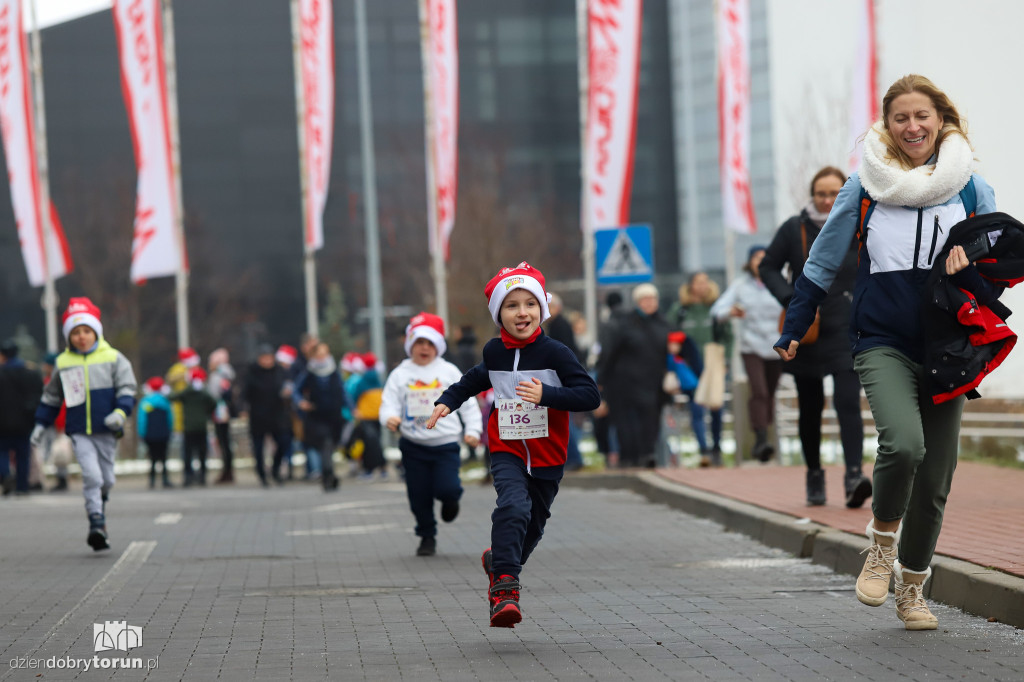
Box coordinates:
[761,166,871,508]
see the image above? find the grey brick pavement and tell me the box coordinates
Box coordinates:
[0,471,1021,681]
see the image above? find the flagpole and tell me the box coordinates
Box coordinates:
[27,0,57,352]
[354,0,385,365]
[577,0,597,340]
[418,0,447,328]
[291,0,318,337]
[161,0,189,349]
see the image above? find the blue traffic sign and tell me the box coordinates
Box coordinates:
[595,224,653,284]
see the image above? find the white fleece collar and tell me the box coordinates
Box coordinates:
[859,123,975,208]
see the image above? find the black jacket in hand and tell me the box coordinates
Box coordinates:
[924,212,1024,403]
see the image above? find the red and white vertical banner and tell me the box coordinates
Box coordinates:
[113,0,183,282]
[0,0,71,286]
[848,0,877,172]
[717,0,756,235]
[582,0,642,231]
[423,0,458,259]
[298,0,334,251]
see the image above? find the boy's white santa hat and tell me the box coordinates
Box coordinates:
[404,312,447,357]
[484,261,552,326]
[62,297,103,341]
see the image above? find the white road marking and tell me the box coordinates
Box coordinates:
[154,513,182,525]
[25,541,157,658]
[287,523,399,536]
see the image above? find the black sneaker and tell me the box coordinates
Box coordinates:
[87,513,110,551]
[806,469,826,506]
[481,548,493,585]
[845,472,873,509]
[441,499,459,523]
[416,536,436,556]
[488,575,522,628]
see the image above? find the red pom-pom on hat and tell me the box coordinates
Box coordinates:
[145,376,165,392]
[483,261,552,326]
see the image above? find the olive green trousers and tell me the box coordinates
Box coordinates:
[854,346,965,571]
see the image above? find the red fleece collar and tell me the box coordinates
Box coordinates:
[500,327,542,349]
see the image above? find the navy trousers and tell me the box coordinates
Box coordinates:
[400,438,463,539]
[490,452,560,580]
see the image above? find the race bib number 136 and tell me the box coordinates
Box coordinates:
[496,398,548,440]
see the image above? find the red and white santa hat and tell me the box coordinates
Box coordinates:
[404,312,446,358]
[145,376,165,393]
[483,261,552,326]
[188,367,207,383]
[276,344,298,367]
[62,297,103,341]
[178,347,200,368]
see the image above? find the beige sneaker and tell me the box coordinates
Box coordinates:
[855,520,899,606]
[894,561,938,630]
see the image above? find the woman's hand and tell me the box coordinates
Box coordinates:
[425,404,450,429]
[945,244,970,275]
[464,434,480,448]
[385,416,401,432]
[730,304,746,318]
[775,340,799,361]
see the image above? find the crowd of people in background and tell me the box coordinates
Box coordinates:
[0,264,869,501]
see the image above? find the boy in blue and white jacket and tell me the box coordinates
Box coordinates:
[380,313,482,557]
[32,297,137,551]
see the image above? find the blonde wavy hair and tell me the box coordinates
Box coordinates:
[879,74,970,170]
[677,273,720,306]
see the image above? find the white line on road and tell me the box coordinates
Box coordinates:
[287,523,400,536]
[154,513,183,524]
[302,499,405,514]
[20,541,157,662]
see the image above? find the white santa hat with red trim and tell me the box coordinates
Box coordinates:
[484,261,552,326]
[178,347,200,368]
[404,312,446,357]
[62,297,103,341]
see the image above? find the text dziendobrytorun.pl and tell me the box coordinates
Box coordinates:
[9,655,159,671]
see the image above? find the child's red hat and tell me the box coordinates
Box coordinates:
[404,312,446,358]
[61,297,102,341]
[483,262,552,326]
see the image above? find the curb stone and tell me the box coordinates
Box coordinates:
[562,471,1024,629]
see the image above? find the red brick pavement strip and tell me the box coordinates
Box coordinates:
[654,460,1024,578]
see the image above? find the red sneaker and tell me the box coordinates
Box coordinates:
[488,575,522,628]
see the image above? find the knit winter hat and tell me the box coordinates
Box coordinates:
[404,312,446,358]
[276,345,298,367]
[484,261,552,326]
[62,297,103,341]
[178,347,200,368]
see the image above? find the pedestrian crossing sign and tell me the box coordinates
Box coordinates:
[595,225,653,284]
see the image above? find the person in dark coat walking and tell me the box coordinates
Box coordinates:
[761,166,871,508]
[0,340,43,495]
[243,344,292,486]
[597,283,670,468]
[294,342,345,491]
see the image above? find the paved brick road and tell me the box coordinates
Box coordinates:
[1,472,1021,681]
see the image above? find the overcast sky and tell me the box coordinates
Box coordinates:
[30,0,110,29]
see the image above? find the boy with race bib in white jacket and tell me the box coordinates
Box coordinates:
[380,313,482,557]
